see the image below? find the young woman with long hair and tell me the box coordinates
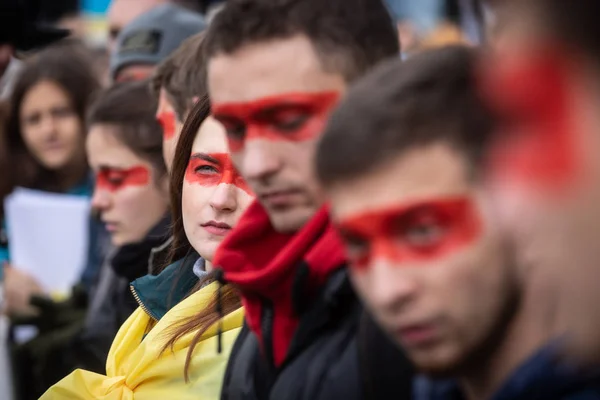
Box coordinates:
[43,95,253,399]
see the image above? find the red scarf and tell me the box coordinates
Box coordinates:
[213,201,346,366]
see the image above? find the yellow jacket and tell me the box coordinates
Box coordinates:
[41,279,243,400]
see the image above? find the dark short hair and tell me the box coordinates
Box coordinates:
[316,46,494,187]
[151,32,207,121]
[203,0,400,83]
[87,81,166,181]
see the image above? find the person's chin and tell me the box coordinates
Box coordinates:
[267,204,317,233]
[408,345,462,378]
[191,237,219,261]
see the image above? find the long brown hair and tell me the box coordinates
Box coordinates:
[6,40,101,194]
[162,95,242,381]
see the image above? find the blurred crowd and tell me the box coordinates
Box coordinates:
[0,0,600,399]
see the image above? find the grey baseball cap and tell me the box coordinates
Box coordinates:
[110,3,206,81]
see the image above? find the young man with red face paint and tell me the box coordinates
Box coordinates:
[204,0,413,399]
[317,46,600,400]
[152,32,207,173]
[479,0,600,367]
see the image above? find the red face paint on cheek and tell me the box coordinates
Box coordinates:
[337,197,482,270]
[185,152,252,194]
[212,91,340,153]
[157,111,177,140]
[95,165,150,193]
[479,47,580,192]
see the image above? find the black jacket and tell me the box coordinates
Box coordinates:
[221,268,414,400]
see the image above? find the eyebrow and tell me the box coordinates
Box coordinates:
[190,153,219,164]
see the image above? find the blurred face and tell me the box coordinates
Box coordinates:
[20,80,85,170]
[114,65,156,83]
[209,34,346,233]
[156,89,184,172]
[480,8,600,362]
[107,0,166,53]
[87,124,169,246]
[329,144,514,375]
[182,117,254,261]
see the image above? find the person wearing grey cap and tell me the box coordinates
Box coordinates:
[110,3,206,83]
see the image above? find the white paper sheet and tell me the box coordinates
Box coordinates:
[4,188,91,294]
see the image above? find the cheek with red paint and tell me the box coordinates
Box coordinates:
[185,152,252,194]
[479,48,580,192]
[157,111,177,141]
[337,198,482,270]
[95,165,150,193]
[212,91,340,153]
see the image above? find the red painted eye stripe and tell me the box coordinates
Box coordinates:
[337,197,482,269]
[184,152,252,194]
[95,165,150,193]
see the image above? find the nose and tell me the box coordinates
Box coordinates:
[209,183,238,213]
[40,114,58,138]
[91,187,111,212]
[240,139,281,182]
[367,258,419,313]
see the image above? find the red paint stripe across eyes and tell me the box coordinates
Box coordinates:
[479,46,580,193]
[337,197,482,270]
[212,91,340,153]
[95,165,150,193]
[185,152,252,194]
[157,111,177,140]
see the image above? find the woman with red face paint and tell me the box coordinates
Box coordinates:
[43,95,254,399]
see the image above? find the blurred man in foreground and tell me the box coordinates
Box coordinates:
[480,0,600,365]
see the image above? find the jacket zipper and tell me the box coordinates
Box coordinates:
[130,284,159,321]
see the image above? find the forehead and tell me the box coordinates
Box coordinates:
[86,124,145,168]
[22,80,70,110]
[208,34,346,104]
[191,116,228,154]
[330,143,473,221]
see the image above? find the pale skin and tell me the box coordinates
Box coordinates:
[328,144,552,400]
[208,34,346,233]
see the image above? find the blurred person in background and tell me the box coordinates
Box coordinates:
[318,46,600,400]
[479,0,600,367]
[107,0,204,53]
[43,95,252,400]
[152,32,206,174]
[110,3,206,83]
[1,40,102,317]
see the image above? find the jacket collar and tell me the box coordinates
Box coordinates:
[415,342,600,400]
[130,252,200,321]
[213,201,347,366]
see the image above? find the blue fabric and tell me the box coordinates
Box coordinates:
[130,253,201,321]
[414,343,600,400]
